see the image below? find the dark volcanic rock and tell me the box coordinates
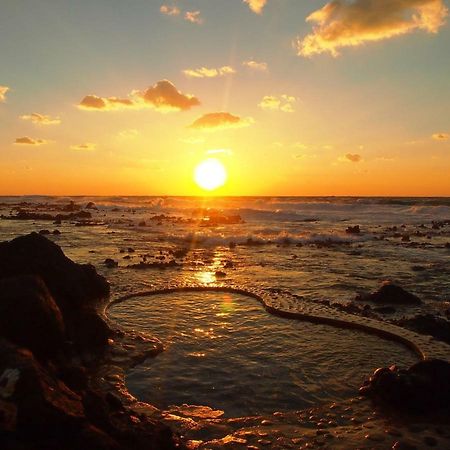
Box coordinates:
[0,233,111,353]
[356,282,422,306]
[360,359,450,413]
[395,314,450,345]
[0,276,65,361]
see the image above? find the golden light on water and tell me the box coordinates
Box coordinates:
[194,158,227,191]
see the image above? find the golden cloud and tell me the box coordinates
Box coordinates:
[184,11,203,24]
[244,0,267,14]
[183,66,236,78]
[0,86,9,103]
[20,113,61,125]
[160,5,180,16]
[189,112,253,131]
[296,0,448,57]
[70,143,96,150]
[432,132,449,141]
[243,60,268,71]
[78,80,200,112]
[14,136,48,146]
[259,95,296,112]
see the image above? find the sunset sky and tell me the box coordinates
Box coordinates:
[1,0,449,196]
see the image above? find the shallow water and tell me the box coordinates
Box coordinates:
[109,291,418,417]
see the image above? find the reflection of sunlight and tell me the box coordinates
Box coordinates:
[220,294,235,314]
[196,271,216,284]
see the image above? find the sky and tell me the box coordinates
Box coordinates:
[0,0,449,196]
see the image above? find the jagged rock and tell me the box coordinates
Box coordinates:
[104,258,118,268]
[0,233,111,353]
[346,225,361,234]
[360,359,450,412]
[356,282,422,305]
[395,315,450,345]
[85,202,97,210]
[0,276,65,361]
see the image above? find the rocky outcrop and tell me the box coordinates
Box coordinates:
[395,314,450,345]
[356,282,422,306]
[360,359,450,412]
[0,233,183,450]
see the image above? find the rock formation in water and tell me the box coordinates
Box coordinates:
[0,232,183,450]
[356,282,422,306]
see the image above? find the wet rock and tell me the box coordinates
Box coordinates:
[373,306,396,314]
[53,229,61,235]
[85,202,97,210]
[39,229,51,235]
[360,359,450,412]
[346,225,361,234]
[356,282,422,306]
[395,314,450,345]
[215,271,227,278]
[104,258,118,269]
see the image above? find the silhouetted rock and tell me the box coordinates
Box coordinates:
[0,233,111,353]
[0,276,65,361]
[104,258,118,268]
[356,282,422,306]
[346,225,361,234]
[85,202,97,210]
[360,359,450,413]
[395,315,450,345]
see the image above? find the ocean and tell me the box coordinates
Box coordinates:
[0,196,449,416]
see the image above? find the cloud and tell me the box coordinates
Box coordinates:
[71,143,96,150]
[183,66,236,78]
[343,153,362,162]
[296,0,449,57]
[14,136,48,145]
[20,113,61,125]
[189,112,253,131]
[0,86,9,103]
[244,0,268,14]
[432,132,449,141]
[160,5,180,16]
[78,80,200,112]
[184,11,203,24]
[259,95,296,112]
[117,129,139,139]
[243,60,268,71]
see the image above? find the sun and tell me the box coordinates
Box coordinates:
[194,158,227,191]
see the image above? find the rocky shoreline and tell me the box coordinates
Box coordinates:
[1,233,449,449]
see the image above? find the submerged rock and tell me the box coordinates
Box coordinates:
[395,315,450,345]
[356,282,422,306]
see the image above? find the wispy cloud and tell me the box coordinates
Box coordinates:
[189,112,253,131]
[184,11,203,24]
[244,0,268,14]
[432,132,449,141]
[259,95,296,112]
[14,136,48,146]
[20,113,61,125]
[70,143,96,150]
[183,66,236,78]
[160,5,180,16]
[243,60,268,71]
[0,86,10,103]
[78,80,200,112]
[296,0,448,57]
[117,129,139,139]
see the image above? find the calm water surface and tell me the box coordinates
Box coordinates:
[109,291,418,417]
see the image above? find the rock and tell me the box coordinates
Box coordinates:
[53,229,61,235]
[346,225,361,234]
[356,282,422,305]
[395,315,450,345]
[215,271,227,278]
[373,306,396,314]
[360,359,450,412]
[85,202,97,210]
[0,233,111,353]
[0,276,65,361]
[104,258,118,269]
[39,229,51,235]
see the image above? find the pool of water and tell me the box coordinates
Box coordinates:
[108,291,418,417]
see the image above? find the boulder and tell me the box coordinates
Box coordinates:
[356,282,422,305]
[360,359,450,412]
[395,314,450,345]
[0,276,65,361]
[0,233,111,353]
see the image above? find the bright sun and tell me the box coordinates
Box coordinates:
[194,158,227,191]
